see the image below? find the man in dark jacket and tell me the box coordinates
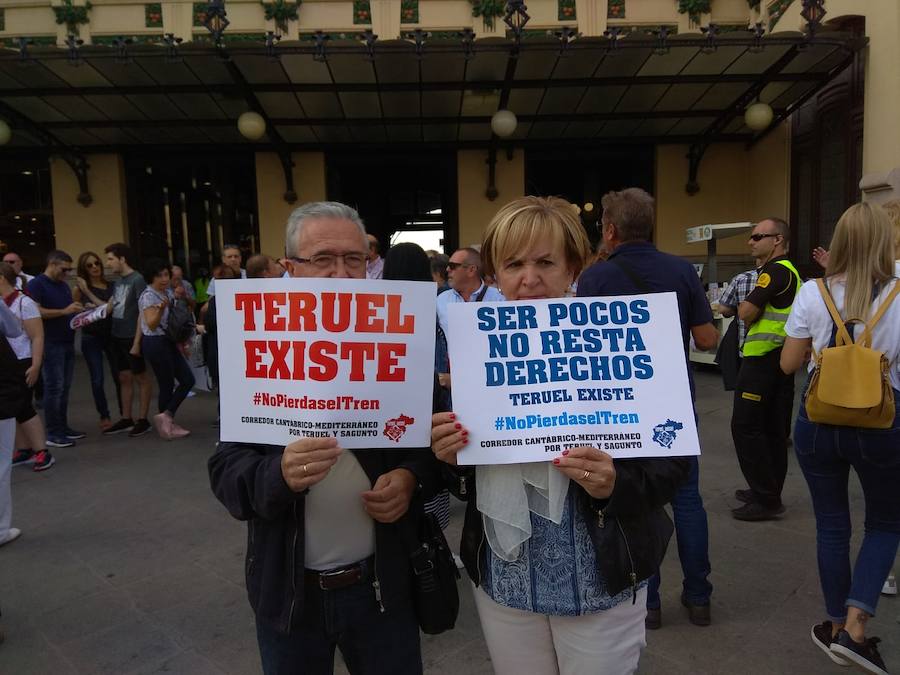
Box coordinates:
[577,188,717,630]
[208,201,439,675]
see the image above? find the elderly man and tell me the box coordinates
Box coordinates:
[434,247,503,389]
[1,252,33,290]
[246,254,284,279]
[208,201,439,675]
[365,234,383,280]
[169,265,196,311]
[207,244,247,298]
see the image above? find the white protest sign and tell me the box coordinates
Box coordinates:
[216,278,436,448]
[447,292,700,464]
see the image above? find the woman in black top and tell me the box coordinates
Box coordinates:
[73,251,121,431]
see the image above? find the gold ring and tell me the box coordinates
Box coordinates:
[582,470,591,480]
[302,464,308,474]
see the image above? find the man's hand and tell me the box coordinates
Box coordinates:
[280,437,342,493]
[361,468,417,523]
[65,302,84,315]
[553,446,617,500]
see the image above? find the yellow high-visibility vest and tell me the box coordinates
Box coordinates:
[742,259,802,357]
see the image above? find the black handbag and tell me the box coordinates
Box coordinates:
[404,512,460,635]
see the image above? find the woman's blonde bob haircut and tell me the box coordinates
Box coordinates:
[826,201,895,321]
[481,196,592,279]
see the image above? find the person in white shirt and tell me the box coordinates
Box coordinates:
[0,263,53,472]
[781,201,900,674]
[365,234,384,280]
[2,252,34,291]
[435,247,504,389]
[206,244,247,297]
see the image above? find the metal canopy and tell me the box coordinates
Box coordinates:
[0,29,865,155]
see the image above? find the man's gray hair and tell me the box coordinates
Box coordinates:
[285,201,366,257]
[600,188,655,243]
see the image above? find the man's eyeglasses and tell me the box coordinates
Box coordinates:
[749,233,780,242]
[288,253,367,271]
[446,262,472,271]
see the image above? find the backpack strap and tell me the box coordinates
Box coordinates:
[815,278,855,347]
[609,257,651,293]
[857,280,900,347]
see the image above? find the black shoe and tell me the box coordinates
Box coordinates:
[735,488,755,503]
[104,418,134,435]
[680,594,711,626]
[830,630,888,675]
[128,418,151,437]
[645,607,661,630]
[64,428,86,440]
[731,501,784,521]
[811,622,851,667]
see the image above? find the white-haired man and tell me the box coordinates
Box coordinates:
[208,201,439,675]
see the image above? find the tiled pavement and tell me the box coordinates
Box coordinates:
[0,362,896,674]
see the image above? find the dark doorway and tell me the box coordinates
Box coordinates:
[790,16,865,278]
[526,146,655,249]
[326,152,458,254]
[124,154,259,279]
[0,159,54,274]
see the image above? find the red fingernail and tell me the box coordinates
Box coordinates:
[454,423,461,429]
[553,458,560,465]
[562,450,569,456]
[449,413,456,420]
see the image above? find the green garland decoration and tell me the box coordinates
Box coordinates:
[470,0,505,31]
[677,0,711,26]
[261,0,300,34]
[53,0,92,34]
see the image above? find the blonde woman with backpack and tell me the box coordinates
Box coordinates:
[781,202,900,675]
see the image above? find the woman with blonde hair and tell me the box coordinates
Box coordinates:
[431,196,688,674]
[782,202,900,674]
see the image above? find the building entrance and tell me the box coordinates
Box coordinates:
[526,146,655,249]
[326,152,457,255]
[124,154,259,279]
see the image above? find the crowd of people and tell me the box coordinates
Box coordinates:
[2,189,899,675]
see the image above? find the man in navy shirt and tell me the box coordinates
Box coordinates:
[577,187,718,630]
[26,250,86,448]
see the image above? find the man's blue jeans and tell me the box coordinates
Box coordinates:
[255,577,422,675]
[41,341,74,439]
[794,394,900,622]
[647,455,713,609]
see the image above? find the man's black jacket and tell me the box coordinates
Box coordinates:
[209,413,441,634]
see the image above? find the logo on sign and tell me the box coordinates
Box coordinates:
[652,419,684,449]
[383,414,415,443]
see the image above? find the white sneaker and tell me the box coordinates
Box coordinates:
[882,574,897,596]
[0,528,22,547]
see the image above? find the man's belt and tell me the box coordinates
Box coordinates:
[305,556,373,591]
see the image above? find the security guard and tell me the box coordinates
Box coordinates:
[731,217,801,521]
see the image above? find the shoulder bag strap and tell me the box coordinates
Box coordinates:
[857,280,900,348]
[609,257,651,293]
[815,278,855,347]
[473,285,489,302]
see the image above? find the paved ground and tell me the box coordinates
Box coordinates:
[1,361,897,675]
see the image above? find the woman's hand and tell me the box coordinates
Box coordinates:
[553,446,616,499]
[24,362,40,387]
[812,246,830,270]
[431,411,468,466]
